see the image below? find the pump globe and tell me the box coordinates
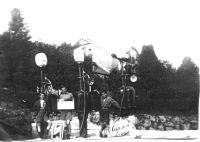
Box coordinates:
[35,53,48,67]
[74,47,85,63]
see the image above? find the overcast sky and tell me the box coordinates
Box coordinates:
[0,0,199,68]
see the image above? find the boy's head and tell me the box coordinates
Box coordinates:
[61,86,67,92]
[102,90,108,98]
[40,93,45,100]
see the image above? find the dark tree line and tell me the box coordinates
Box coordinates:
[131,45,199,114]
[0,8,199,114]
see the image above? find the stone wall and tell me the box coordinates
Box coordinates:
[135,114,198,130]
[89,112,198,130]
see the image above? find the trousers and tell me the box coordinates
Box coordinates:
[78,112,88,137]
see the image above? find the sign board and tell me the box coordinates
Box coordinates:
[57,100,74,110]
[109,115,136,137]
[51,120,65,140]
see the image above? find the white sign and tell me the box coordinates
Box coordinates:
[109,115,136,137]
[57,100,74,110]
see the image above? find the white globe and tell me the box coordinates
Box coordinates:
[35,53,48,67]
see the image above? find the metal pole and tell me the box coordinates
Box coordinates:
[79,66,87,134]
[119,61,126,117]
[79,64,83,91]
[40,68,43,93]
[121,61,124,86]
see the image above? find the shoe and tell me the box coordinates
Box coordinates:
[99,131,103,137]
[42,134,48,139]
[66,134,70,139]
[83,135,88,138]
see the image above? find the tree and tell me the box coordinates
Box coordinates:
[176,57,199,113]
[59,43,79,92]
[0,8,31,88]
[160,61,177,98]
[9,8,31,41]
[137,45,164,112]
[159,60,178,111]
[0,45,8,86]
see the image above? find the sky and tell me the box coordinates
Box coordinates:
[0,0,199,68]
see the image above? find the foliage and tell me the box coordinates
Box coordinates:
[136,45,164,111]
[175,57,199,113]
[135,45,199,114]
[0,8,31,88]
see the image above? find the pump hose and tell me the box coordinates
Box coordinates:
[79,70,87,134]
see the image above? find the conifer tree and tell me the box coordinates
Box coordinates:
[0,8,31,88]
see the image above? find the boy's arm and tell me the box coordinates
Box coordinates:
[32,100,39,118]
[110,98,121,109]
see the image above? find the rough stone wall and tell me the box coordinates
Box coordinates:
[89,112,198,130]
[135,114,198,130]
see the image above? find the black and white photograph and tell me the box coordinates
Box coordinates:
[0,0,199,141]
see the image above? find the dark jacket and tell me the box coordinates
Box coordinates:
[33,99,46,123]
[88,90,101,112]
[101,96,120,109]
[76,91,88,113]
[46,94,58,116]
[100,95,120,124]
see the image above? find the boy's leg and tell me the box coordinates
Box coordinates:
[67,121,71,137]
[64,120,71,139]
[99,122,106,137]
[37,123,41,132]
